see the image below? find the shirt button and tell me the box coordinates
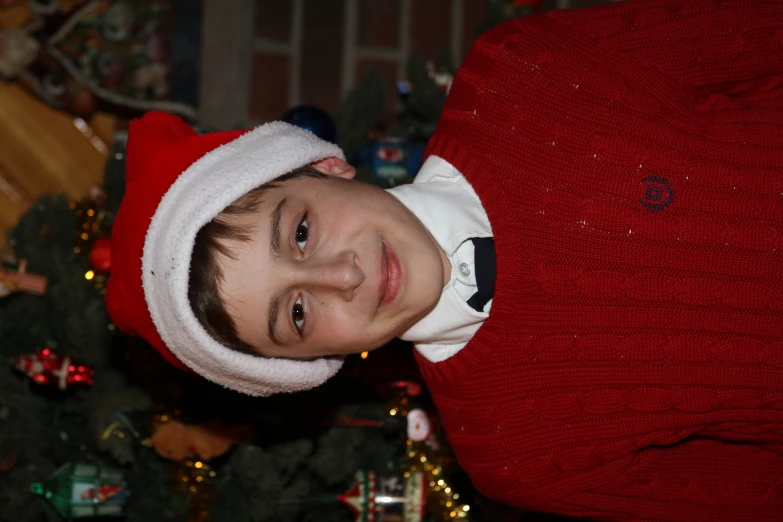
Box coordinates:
[459,263,471,277]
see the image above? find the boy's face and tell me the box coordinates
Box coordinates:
[217,158,449,359]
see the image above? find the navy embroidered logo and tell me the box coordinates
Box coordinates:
[639,175,674,212]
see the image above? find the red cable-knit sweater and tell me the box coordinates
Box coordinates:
[416,1,783,520]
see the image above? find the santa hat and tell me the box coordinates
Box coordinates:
[105,112,345,396]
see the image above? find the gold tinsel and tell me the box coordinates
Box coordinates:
[100,421,127,442]
[151,412,217,522]
[173,459,217,522]
[69,197,110,292]
[388,396,471,521]
[70,198,108,255]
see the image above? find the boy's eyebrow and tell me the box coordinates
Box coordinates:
[267,293,284,346]
[269,196,289,257]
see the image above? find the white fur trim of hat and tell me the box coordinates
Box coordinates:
[142,122,345,396]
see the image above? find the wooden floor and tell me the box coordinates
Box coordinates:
[0,1,114,248]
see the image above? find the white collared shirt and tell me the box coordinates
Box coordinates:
[387,155,493,363]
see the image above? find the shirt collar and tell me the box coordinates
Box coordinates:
[386,155,493,348]
[387,156,492,256]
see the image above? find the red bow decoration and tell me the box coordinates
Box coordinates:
[11,347,95,390]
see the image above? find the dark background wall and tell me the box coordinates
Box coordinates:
[200,0,618,128]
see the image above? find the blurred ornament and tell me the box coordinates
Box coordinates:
[149,418,252,462]
[351,138,424,187]
[102,1,135,42]
[397,62,454,98]
[11,347,95,390]
[0,259,47,298]
[89,238,112,272]
[29,462,126,518]
[339,470,426,522]
[407,409,432,442]
[0,26,39,80]
[386,393,443,454]
[382,380,422,397]
[69,86,97,119]
[427,63,453,95]
[397,80,413,96]
[281,104,338,143]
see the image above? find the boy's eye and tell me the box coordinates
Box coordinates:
[295,214,309,252]
[292,297,305,335]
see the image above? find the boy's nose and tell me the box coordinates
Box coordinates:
[308,251,364,301]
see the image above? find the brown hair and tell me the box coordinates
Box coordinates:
[188,166,327,354]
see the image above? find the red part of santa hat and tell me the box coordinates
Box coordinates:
[105,112,345,396]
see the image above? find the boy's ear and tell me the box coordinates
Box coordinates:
[311,157,356,179]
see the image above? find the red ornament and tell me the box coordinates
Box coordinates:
[382,380,422,397]
[89,238,112,272]
[80,483,123,502]
[376,146,404,162]
[69,89,97,119]
[11,347,95,390]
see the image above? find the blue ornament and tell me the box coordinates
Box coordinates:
[351,137,425,187]
[280,105,338,143]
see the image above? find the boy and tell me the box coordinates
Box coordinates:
[107,0,783,520]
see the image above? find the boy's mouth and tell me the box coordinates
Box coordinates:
[378,241,401,310]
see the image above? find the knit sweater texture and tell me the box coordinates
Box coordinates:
[417,1,783,520]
